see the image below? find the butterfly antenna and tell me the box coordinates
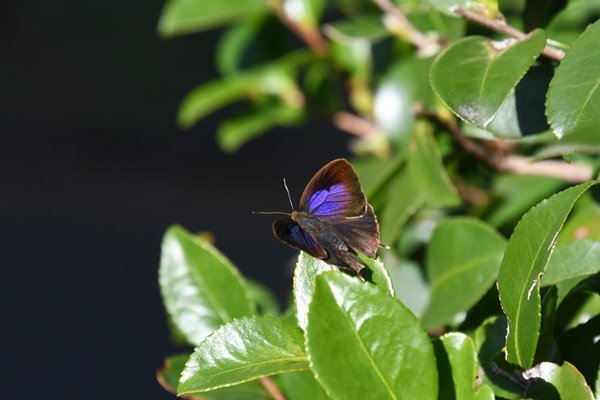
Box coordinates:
[283,178,295,211]
[252,211,290,216]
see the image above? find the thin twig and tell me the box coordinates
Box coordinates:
[260,377,286,400]
[333,111,377,138]
[416,108,594,183]
[372,0,435,51]
[268,0,329,56]
[452,6,565,61]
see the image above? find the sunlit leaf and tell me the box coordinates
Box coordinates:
[306,271,438,399]
[423,217,506,328]
[430,30,546,128]
[547,19,600,139]
[159,226,254,345]
[178,316,308,395]
[498,182,596,368]
[523,362,595,400]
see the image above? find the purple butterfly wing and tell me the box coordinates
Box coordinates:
[298,159,380,258]
[272,217,328,260]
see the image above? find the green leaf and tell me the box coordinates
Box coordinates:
[559,193,600,242]
[158,0,267,38]
[474,316,522,399]
[374,57,435,144]
[178,51,312,129]
[217,102,303,153]
[426,0,470,14]
[523,362,595,400]
[293,252,395,331]
[352,154,405,200]
[306,271,438,400]
[293,252,336,331]
[326,16,389,42]
[246,280,280,316]
[430,30,546,128]
[434,333,495,400]
[543,240,600,303]
[497,181,596,368]
[384,255,430,316]
[178,316,308,395]
[357,253,396,297]
[407,123,461,208]
[423,217,507,329]
[158,354,270,399]
[276,371,330,400]
[380,168,424,245]
[547,19,600,138]
[177,74,256,129]
[159,226,254,345]
[535,286,558,363]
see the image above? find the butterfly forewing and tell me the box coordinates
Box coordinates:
[272,217,328,260]
[299,159,380,258]
[299,159,367,219]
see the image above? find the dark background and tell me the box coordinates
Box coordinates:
[2,1,348,398]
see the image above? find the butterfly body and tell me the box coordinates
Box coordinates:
[268,159,381,274]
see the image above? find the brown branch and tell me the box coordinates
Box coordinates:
[268,0,329,56]
[417,108,594,183]
[333,111,377,138]
[260,377,286,400]
[452,6,565,61]
[156,370,204,400]
[372,0,435,51]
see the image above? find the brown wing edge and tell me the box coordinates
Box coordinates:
[331,204,380,258]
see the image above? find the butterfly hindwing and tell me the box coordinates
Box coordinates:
[272,217,328,260]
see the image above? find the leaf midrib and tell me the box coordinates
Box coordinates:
[430,253,501,292]
[331,289,399,400]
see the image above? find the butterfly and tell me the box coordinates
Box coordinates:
[255,159,382,274]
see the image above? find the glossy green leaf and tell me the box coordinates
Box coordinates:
[352,154,404,200]
[543,240,600,303]
[357,253,396,297]
[434,333,495,400]
[523,362,595,400]
[246,280,280,316]
[547,20,600,139]
[158,0,267,38]
[498,182,596,368]
[178,316,308,395]
[306,271,438,400]
[380,168,424,245]
[217,102,303,153]
[159,226,254,345]
[293,252,395,331]
[158,354,269,399]
[407,124,461,208]
[293,252,336,331]
[546,1,600,46]
[423,217,507,328]
[488,174,564,228]
[430,30,546,128]
[276,371,330,400]
[474,316,521,399]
